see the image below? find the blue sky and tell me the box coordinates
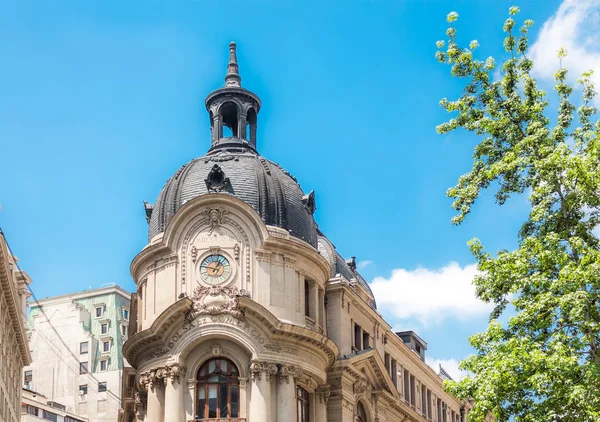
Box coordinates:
[2,0,589,378]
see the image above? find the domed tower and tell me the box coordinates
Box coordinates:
[146,42,318,248]
[126,43,339,422]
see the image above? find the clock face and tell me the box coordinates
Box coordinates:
[199,254,231,285]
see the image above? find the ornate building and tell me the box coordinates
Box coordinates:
[0,230,32,422]
[123,43,471,422]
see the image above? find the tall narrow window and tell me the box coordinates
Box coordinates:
[80,342,88,354]
[357,402,368,422]
[362,331,370,349]
[354,323,362,351]
[403,369,410,403]
[427,390,432,419]
[391,359,398,388]
[304,280,310,317]
[410,375,416,407]
[296,386,309,422]
[422,387,427,416]
[196,358,239,419]
[384,353,390,373]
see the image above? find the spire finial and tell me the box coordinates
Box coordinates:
[225,41,241,87]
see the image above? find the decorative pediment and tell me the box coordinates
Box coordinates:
[346,349,399,398]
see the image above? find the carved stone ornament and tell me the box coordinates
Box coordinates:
[249,360,278,382]
[233,243,240,260]
[191,285,250,320]
[316,385,331,405]
[164,364,187,384]
[134,391,147,415]
[353,378,371,398]
[191,246,198,263]
[202,208,229,235]
[278,364,303,384]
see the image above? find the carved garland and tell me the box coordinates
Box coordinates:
[190,285,251,320]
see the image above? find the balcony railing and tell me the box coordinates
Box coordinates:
[188,419,246,422]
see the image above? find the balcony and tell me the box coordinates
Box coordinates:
[188,419,247,422]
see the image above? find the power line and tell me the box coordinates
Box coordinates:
[0,227,125,411]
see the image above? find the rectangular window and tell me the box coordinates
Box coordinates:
[100,360,108,371]
[354,323,362,351]
[80,342,88,354]
[304,280,310,317]
[391,359,398,388]
[101,323,109,335]
[403,369,410,403]
[42,410,58,422]
[98,382,107,392]
[24,370,33,383]
[427,390,432,419]
[362,331,370,349]
[121,325,127,336]
[422,387,428,416]
[102,340,111,353]
[410,375,416,407]
[384,353,390,372]
[95,306,103,318]
[442,403,447,422]
[79,384,88,395]
[79,362,88,374]
[123,308,129,320]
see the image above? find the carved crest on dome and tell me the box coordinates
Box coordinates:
[191,285,250,320]
[202,208,229,235]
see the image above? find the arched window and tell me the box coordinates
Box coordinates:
[296,386,309,422]
[220,102,239,138]
[357,401,368,422]
[196,358,239,419]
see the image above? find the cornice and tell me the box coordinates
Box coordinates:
[0,236,31,365]
[122,297,193,367]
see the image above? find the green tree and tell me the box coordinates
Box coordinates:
[436,6,600,422]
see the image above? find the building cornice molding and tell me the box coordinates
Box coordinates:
[123,297,193,367]
[0,236,31,365]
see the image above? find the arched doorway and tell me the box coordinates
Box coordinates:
[196,358,240,419]
[357,401,368,422]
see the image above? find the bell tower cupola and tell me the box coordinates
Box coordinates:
[205,42,261,152]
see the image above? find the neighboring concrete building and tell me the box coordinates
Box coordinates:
[0,230,33,422]
[122,43,472,422]
[25,285,130,422]
[21,388,87,422]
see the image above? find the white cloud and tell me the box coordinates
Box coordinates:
[370,262,490,325]
[593,225,600,239]
[529,0,600,102]
[425,357,468,381]
[357,260,373,270]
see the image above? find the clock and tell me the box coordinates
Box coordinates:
[199,254,231,285]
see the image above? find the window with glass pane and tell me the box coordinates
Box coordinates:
[196,358,239,419]
[357,402,368,422]
[296,387,309,422]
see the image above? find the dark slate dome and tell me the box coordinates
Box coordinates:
[146,43,318,247]
[148,144,318,246]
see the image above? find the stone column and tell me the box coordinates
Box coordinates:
[164,364,186,422]
[249,360,277,422]
[142,369,165,422]
[315,385,330,422]
[277,365,302,421]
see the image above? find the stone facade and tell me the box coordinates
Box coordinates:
[122,44,473,422]
[0,231,32,422]
[25,285,131,422]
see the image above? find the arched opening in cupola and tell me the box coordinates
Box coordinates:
[246,107,257,145]
[220,102,239,138]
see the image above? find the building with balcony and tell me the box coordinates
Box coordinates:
[122,43,472,422]
[21,388,87,422]
[0,230,33,422]
[24,285,130,422]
